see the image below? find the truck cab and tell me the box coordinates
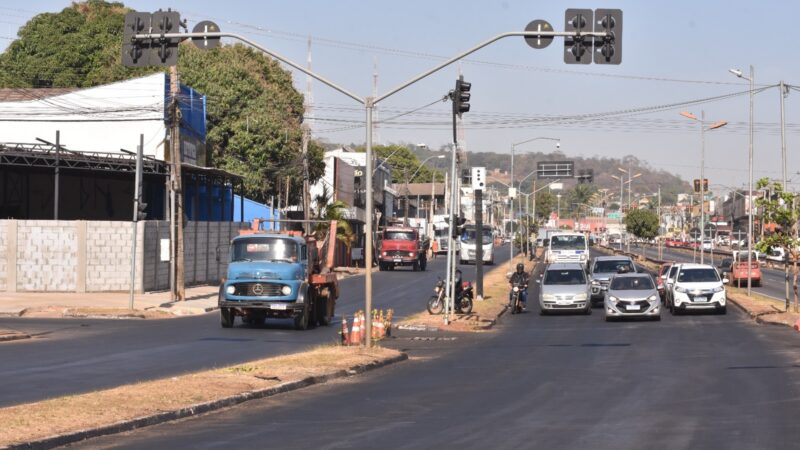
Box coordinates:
[459,224,494,265]
[218,227,337,330]
[378,227,427,271]
[546,232,589,268]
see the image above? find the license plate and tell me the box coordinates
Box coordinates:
[271,303,287,310]
[557,300,571,305]
[694,296,708,302]
[626,304,641,311]
[394,259,402,263]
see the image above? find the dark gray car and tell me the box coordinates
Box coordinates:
[589,256,636,305]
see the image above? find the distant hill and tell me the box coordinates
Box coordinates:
[409,147,690,205]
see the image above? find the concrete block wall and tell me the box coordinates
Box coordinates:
[86,221,143,292]
[16,221,78,291]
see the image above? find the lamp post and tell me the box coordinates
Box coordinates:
[680,110,727,264]
[729,66,755,295]
[509,136,560,262]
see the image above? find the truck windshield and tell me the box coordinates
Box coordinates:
[384,231,415,241]
[461,228,492,244]
[543,269,586,285]
[610,276,654,290]
[434,228,449,238]
[231,237,298,262]
[551,235,586,250]
[677,268,720,283]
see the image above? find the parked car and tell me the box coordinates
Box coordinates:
[656,262,674,302]
[666,263,728,315]
[729,251,762,287]
[538,263,591,315]
[702,239,714,251]
[604,273,661,321]
[589,256,637,306]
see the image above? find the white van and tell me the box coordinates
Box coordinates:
[546,232,589,268]
[460,224,494,265]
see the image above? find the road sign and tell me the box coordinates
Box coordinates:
[537,161,574,179]
[471,167,486,190]
[524,20,554,49]
[607,212,621,220]
[192,20,221,50]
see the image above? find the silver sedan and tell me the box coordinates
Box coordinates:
[604,273,661,321]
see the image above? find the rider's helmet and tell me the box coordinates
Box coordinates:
[516,263,525,273]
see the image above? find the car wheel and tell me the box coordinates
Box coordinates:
[605,315,614,322]
[539,308,548,316]
[652,315,661,321]
[584,306,592,315]
[718,306,727,315]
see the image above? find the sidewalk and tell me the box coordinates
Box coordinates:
[0,267,369,319]
[0,285,221,318]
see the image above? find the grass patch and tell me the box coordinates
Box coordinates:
[0,345,401,446]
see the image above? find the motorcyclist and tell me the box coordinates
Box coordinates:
[509,262,529,309]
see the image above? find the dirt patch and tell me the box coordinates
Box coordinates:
[20,307,172,320]
[727,288,800,329]
[0,345,401,447]
[399,253,538,332]
[0,329,30,343]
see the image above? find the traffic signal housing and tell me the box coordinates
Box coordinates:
[564,9,593,64]
[693,178,709,193]
[151,10,181,66]
[122,12,151,67]
[594,9,622,64]
[452,76,471,117]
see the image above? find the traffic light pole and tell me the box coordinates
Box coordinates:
[129,133,144,310]
[135,26,610,340]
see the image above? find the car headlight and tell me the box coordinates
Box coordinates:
[675,286,688,293]
[226,285,236,295]
[513,286,519,292]
[580,254,587,261]
[574,293,587,301]
[542,294,555,300]
[647,294,658,302]
[408,252,415,257]
[591,280,599,285]
[712,286,724,293]
[382,252,387,256]
[281,285,292,296]
[608,295,619,302]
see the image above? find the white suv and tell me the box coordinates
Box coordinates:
[668,263,728,315]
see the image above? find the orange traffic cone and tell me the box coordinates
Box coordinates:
[341,316,350,346]
[360,311,366,342]
[376,310,386,339]
[351,313,361,345]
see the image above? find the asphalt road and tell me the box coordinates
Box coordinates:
[635,244,791,301]
[0,245,510,407]
[76,259,800,450]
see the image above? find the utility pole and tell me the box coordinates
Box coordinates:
[301,36,313,235]
[780,80,790,310]
[475,186,484,300]
[54,130,60,220]
[129,133,144,310]
[170,65,185,301]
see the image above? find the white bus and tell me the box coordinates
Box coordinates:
[546,232,589,268]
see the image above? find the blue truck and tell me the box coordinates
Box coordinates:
[217,220,339,330]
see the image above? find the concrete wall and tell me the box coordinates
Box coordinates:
[0,220,246,293]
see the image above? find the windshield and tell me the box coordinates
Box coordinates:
[434,228,449,238]
[668,266,679,279]
[735,252,758,262]
[610,276,655,290]
[593,260,634,274]
[231,237,299,262]
[550,235,587,250]
[543,269,586,285]
[385,231,415,241]
[461,227,493,243]
[677,268,720,283]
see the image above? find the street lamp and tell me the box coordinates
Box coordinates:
[680,110,727,264]
[729,65,755,295]
[509,136,560,261]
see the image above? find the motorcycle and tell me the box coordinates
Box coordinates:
[509,281,527,315]
[427,276,474,315]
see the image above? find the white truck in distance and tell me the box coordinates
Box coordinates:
[546,232,589,268]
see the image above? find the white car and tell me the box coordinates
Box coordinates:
[668,263,728,315]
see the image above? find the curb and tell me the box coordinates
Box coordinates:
[0,332,30,343]
[726,296,795,330]
[5,352,408,450]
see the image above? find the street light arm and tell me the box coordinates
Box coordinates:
[512,136,560,148]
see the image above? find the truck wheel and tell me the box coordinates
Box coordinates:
[413,261,420,272]
[294,305,309,330]
[220,307,235,328]
[319,296,334,326]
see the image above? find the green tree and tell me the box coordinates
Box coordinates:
[360,145,442,184]
[534,190,556,222]
[312,185,354,249]
[624,209,659,257]
[0,1,322,204]
[754,178,800,312]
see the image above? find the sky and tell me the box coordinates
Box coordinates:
[1,0,799,190]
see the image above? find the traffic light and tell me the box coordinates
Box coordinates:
[136,185,148,221]
[122,12,151,67]
[593,9,622,64]
[564,9,593,64]
[452,76,471,117]
[693,178,709,193]
[452,214,467,239]
[461,168,472,185]
[150,10,181,66]
[577,169,594,184]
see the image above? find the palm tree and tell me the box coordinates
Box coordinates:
[312,185,355,249]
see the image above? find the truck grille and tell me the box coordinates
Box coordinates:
[232,282,286,297]
[385,250,412,257]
